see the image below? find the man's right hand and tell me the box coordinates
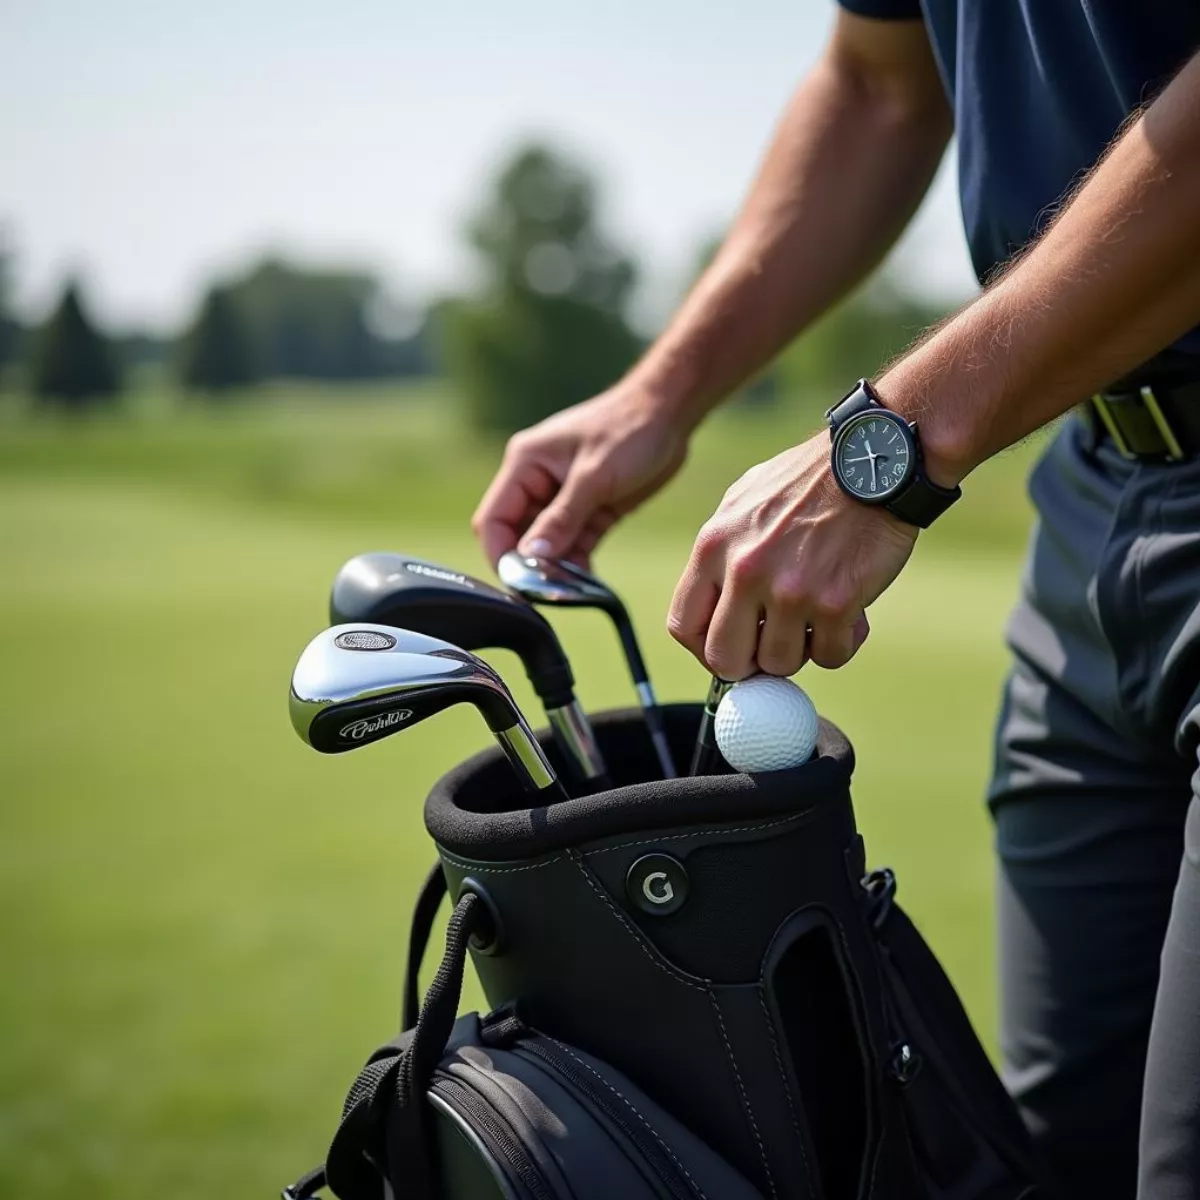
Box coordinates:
[471,385,689,569]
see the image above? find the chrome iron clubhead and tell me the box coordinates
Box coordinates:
[498,552,678,780]
[329,552,609,792]
[289,623,566,801]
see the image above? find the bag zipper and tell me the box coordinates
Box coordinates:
[514,1036,702,1200]
[432,1070,559,1200]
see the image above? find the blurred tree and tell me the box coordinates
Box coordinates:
[232,259,379,380]
[441,143,644,434]
[0,228,19,376]
[178,284,258,393]
[179,258,432,384]
[29,280,122,408]
[116,330,172,370]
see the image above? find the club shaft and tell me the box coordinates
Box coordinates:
[689,676,734,776]
[546,700,612,789]
[615,619,676,779]
[495,719,569,802]
[635,680,677,779]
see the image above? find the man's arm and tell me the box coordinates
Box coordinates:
[472,11,951,565]
[639,11,952,431]
[667,48,1200,680]
[885,48,1200,485]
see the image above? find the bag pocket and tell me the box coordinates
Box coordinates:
[868,871,1046,1199]
[285,890,764,1200]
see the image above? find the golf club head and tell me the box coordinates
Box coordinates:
[330,552,575,708]
[290,624,518,754]
[497,551,624,616]
[499,551,677,778]
[290,624,565,798]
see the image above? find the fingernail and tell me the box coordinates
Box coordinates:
[520,538,552,556]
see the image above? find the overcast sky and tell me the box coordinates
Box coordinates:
[1,0,976,332]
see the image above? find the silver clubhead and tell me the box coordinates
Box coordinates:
[498,552,616,610]
[289,623,564,799]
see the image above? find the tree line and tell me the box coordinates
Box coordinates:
[0,143,948,433]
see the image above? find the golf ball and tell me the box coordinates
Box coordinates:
[714,675,819,773]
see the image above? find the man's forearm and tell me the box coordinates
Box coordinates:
[631,16,951,431]
[880,50,1200,485]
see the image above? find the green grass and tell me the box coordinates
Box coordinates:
[0,384,1042,1198]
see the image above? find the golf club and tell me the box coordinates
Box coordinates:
[290,623,568,802]
[497,552,678,780]
[688,675,734,776]
[330,552,610,792]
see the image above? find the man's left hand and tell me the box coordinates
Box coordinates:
[667,432,919,679]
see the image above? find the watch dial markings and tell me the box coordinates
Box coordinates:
[836,411,915,501]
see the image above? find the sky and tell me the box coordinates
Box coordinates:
[1,0,977,334]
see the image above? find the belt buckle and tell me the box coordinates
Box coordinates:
[1090,387,1185,462]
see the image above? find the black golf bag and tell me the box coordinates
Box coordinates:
[285,708,1046,1200]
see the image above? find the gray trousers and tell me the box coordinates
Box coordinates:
[991,414,1200,1198]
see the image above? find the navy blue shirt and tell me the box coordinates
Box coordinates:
[837,0,1200,361]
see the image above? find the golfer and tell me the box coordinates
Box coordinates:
[473,6,1200,1196]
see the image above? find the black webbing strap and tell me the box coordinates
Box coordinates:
[403,860,450,1031]
[281,1164,327,1199]
[311,890,485,1200]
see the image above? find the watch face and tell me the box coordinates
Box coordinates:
[833,411,915,503]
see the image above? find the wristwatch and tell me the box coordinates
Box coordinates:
[825,378,961,529]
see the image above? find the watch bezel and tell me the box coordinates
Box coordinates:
[831,410,918,505]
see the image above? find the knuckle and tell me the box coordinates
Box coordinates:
[692,521,725,561]
[726,549,764,587]
[768,573,809,611]
[504,430,531,461]
[811,586,853,622]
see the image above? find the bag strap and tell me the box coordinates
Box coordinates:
[315,889,486,1200]
[281,1164,328,1200]
[403,860,450,1031]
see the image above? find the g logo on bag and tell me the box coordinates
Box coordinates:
[625,853,689,917]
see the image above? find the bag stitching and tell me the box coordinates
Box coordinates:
[587,814,809,856]
[438,853,564,874]
[708,990,777,1199]
[440,814,808,874]
[543,1035,709,1200]
[569,855,708,992]
[756,987,815,1200]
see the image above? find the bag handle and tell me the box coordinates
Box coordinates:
[403,860,450,1031]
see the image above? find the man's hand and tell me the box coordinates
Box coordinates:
[472,386,688,568]
[470,12,948,574]
[667,432,918,679]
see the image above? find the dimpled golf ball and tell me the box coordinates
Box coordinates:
[714,675,819,773]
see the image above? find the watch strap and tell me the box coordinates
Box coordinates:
[825,387,873,430]
[887,467,961,529]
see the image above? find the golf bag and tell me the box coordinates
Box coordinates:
[285,707,1045,1200]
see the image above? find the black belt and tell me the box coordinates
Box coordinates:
[1086,379,1200,462]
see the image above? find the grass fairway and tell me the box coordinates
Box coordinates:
[0,388,1040,1198]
